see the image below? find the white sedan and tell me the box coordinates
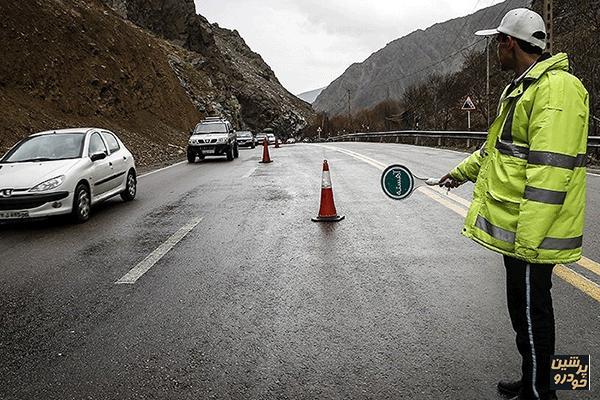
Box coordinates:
[0,128,137,223]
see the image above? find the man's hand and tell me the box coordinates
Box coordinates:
[438,173,463,189]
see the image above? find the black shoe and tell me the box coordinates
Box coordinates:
[498,380,522,397]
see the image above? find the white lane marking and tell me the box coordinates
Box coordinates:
[115,217,203,284]
[426,186,473,209]
[243,166,257,178]
[138,161,187,179]
[323,144,600,303]
[320,144,471,211]
[417,187,468,218]
[588,172,600,177]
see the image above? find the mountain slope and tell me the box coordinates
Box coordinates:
[102,0,314,134]
[0,0,313,165]
[314,0,530,116]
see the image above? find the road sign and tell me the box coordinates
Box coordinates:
[462,96,476,110]
[381,165,415,200]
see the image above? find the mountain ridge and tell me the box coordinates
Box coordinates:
[314,0,530,116]
[0,0,313,166]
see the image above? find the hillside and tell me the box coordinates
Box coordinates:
[0,0,314,166]
[313,0,530,116]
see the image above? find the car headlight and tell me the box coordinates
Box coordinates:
[217,137,226,143]
[29,175,65,192]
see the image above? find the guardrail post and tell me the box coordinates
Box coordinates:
[438,137,442,146]
[415,137,419,146]
[466,138,471,148]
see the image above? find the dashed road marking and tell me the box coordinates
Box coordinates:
[138,161,187,179]
[323,144,600,303]
[115,216,203,284]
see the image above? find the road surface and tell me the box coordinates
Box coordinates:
[1,142,598,399]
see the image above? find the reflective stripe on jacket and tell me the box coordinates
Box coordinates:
[451,53,589,264]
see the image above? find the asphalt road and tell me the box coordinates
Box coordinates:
[1,143,598,400]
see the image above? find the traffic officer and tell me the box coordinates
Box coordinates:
[439,8,589,400]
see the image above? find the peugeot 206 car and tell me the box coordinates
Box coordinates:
[0,128,137,223]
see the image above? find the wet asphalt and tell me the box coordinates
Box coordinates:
[0,143,598,400]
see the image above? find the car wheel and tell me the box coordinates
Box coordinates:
[120,170,137,201]
[72,183,91,223]
[187,150,196,163]
[233,143,239,158]
[226,144,234,161]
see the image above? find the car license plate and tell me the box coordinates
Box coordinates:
[202,149,216,154]
[0,211,30,219]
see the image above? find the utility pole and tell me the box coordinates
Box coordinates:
[385,87,390,131]
[346,89,352,132]
[543,0,554,54]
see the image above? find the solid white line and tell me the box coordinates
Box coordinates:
[320,144,471,211]
[115,216,203,284]
[138,161,187,179]
[320,143,600,303]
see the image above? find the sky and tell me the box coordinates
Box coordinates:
[193,0,506,95]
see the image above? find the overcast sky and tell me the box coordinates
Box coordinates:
[193,0,505,95]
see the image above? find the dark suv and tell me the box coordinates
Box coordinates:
[187,117,239,162]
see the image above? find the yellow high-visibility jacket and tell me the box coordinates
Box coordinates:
[451,53,589,264]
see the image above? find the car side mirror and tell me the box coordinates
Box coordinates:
[90,152,107,162]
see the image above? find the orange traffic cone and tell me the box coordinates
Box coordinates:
[259,138,272,163]
[312,160,345,222]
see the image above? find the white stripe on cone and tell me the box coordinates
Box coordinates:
[321,170,332,188]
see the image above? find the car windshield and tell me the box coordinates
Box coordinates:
[237,132,252,138]
[194,123,228,134]
[2,133,85,163]
[256,133,266,138]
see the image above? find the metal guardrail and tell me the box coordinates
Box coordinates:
[328,130,600,149]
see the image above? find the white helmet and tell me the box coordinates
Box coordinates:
[475,8,547,51]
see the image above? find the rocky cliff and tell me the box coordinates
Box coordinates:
[313,0,530,116]
[102,0,313,134]
[0,0,313,166]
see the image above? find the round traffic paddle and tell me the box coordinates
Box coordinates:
[380,164,449,200]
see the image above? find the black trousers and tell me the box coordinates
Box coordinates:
[504,256,556,400]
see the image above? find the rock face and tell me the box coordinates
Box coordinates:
[102,0,313,134]
[314,0,530,116]
[0,0,312,166]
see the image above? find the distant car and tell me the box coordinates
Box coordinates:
[0,128,137,223]
[255,132,268,146]
[267,134,276,145]
[187,117,238,162]
[286,138,296,144]
[236,131,256,148]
